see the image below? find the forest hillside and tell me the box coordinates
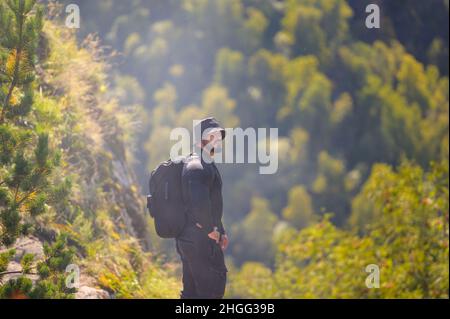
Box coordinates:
[0,0,178,298]
[0,0,449,298]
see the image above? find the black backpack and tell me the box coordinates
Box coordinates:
[147,157,187,238]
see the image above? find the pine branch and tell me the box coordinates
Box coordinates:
[16,181,45,207]
[0,3,25,124]
[0,270,37,276]
[13,182,20,203]
[0,264,38,279]
[15,188,34,207]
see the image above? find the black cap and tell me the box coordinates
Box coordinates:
[194,117,225,142]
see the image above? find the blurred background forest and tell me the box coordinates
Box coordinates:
[0,0,448,298]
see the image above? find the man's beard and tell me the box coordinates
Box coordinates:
[212,146,222,154]
[203,144,222,155]
[200,140,222,157]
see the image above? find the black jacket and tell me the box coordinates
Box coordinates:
[181,152,225,235]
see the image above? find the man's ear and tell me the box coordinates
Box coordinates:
[201,134,214,146]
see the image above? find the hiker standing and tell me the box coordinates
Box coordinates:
[176,117,229,299]
[147,117,228,299]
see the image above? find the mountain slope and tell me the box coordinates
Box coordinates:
[1,7,179,298]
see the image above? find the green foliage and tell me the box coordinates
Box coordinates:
[274,216,379,298]
[0,0,43,122]
[20,252,34,273]
[282,185,316,229]
[0,235,76,299]
[280,0,352,62]
[231,197,278,266]
[0,276,33,298]
[20,17,177,298]
[229,162,449,298]
[0,249,15,273]
[0,0,57,247]
[0,0,77,299]
[29,235,76,298]
[0,123,59,247]
[226,262,275,298]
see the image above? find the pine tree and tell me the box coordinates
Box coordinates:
[0,235,76,298]
[0,0,50,246]
[0,0,43,123]
[0,0,76,299]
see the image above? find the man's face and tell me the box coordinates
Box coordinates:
[202,130,224,155]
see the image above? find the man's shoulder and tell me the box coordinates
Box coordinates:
[183,154,206,171]
[184,154,201,169]
[183,154,213,178]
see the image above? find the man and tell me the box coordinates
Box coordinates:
[176,117,229,299]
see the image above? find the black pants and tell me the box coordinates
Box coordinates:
[175,223,227,299]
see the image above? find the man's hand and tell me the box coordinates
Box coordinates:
[220,234,229,250]
[208,227,220,243]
